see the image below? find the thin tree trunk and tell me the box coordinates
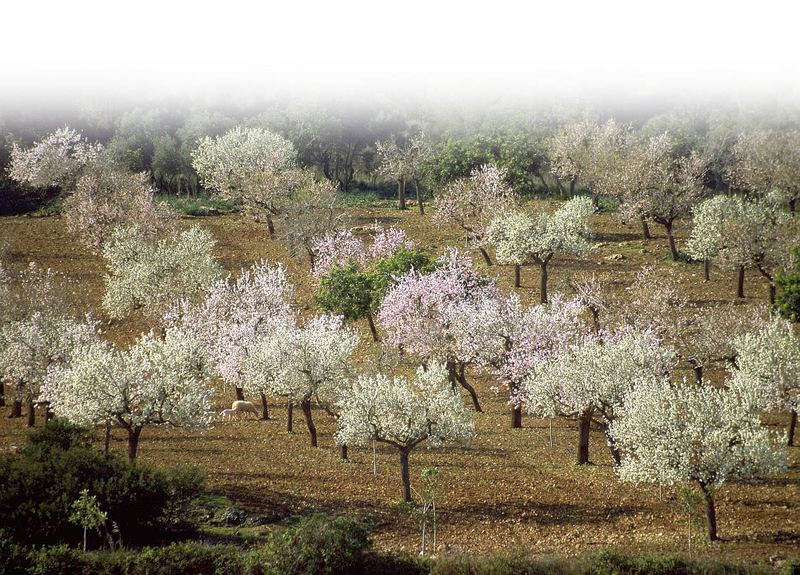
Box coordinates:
[641,216,652,240]
[477,246,493,266]
[9,399,22,418]
[769,283,776,305]
[693,364,703,384]
[414,178,424,215]
[259,392,270,420]
[700,483,719,541]
[737,266,745,298]
[104,422,111,454]
[603,425,621,466]
[235,387,245,402]
[0,382,5,407]
[128,426,142,462]
[666,222,679,261]
[26,398,35,428]
[456,365,482,412]
[400,447,412,502]
[703,259,710,281]
[340,444,348,460]
[511,404,522,429]
[266,215,275,239]
[398,177,407,210]
[539,261,549,304]
[569,177,577,196]
[301,398,317,447]
[788,409,797,447]
[789,197,797,213]
[287,401,293,432]
[514,264,521,288]
[577,412,591,464]
[536,172,550,195]
[366,312,380,342]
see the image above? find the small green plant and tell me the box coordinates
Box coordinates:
[413,466,443,556]
[69,490,107,552]
[675,485,705,559]
[775,246,800,321]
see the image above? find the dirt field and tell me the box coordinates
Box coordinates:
[1,202,797,567]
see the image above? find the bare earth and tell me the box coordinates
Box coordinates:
[1,202,797,568]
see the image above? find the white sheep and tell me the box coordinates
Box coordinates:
[231,400,260,419]
[219,408,237,422]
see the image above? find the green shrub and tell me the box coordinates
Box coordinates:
[784,557,800,575]
[29,546,95,575]
[775,246,800,321]
[0,536,28,575]
[263,513,369,575]
[156,194,240,217]
[0,420,205,547]
[128,542,247,575]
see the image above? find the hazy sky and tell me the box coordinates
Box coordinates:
[3,1,799,108]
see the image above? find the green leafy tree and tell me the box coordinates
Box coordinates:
[69,489,107,551]
[775,246,800,322]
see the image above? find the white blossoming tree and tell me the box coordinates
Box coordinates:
[244,315,359,447]
[335,363,475,501]
[191,126,297,238]
[376,132,431,213]
[41,329,213,461]
[102,225,222,319]
[728,129,800,212]
[610,378,787,541]
[522,329,673,465]
[433,163,517,266]
[729,317,800,445]
[166,261,296,408]
[685,195,742,281]
[486,196,594,302]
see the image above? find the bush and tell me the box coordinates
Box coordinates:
[263,513,369,575]
[775,246,800,321]
[128,542,247,575]
[785,558,800,575]
[29,546,95,575]
[0,420,205,548]
[0,536,28,575]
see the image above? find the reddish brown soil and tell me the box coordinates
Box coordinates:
[1,203,797,567]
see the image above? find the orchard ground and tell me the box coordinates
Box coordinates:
[1,200,798,566]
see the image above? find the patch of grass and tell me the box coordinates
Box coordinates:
[595,194,620,213]
[339,189,400,209]
[157,194,241,216]
[28,195,63,217]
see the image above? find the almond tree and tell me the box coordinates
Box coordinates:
[377,249,496,412]
[41,329,213,461]
[244,315,359,447]
[376,132,431,213]
[466,294,588,428]
[433,163,516,266]
[191,126,297,237]
[166,261,295,407]
[685,195,742,281]
[729,317,800,445]
[101,225,222,319]
[610,378,787,541]
[312,224,414,279]
[728,129,800,212]
[486,196,594,301]
[335,363,474,501]
[522,329,673,465]
[0,263,99,426]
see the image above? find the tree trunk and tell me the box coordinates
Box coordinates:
[788,409,797,447]
[789,197,797,213]
[536,172,550,195]
[398,177,407,210]
[26,398,35,428]
[9,399,22,418]
[0,382,5,407]
[511,404,522,429]
[235,387,245,401]
[300,398,317,447]
[259,392,270,420]
[641,216,652,240]
[287,401,293,432]
[366,312,380,342]
[514,264,521,288]
[400,448,412,502]
[569,177,577,196]
[477,246,493,266]
[456,365,482,412]
[703,259,710,282]
[700,483,719,541]
[769,283,776,305]
[737,266,745,298]
[414,178,424,215]
[603,425,621,466]
[104,422,111,454]
[266,215,275,239]
[539,261,549,304]
[693,364,703,384]
[45,403,53,422]
[340,444,348,460]
[577,412,591,464]
[128,426,142,462]
[666,222,679,261]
